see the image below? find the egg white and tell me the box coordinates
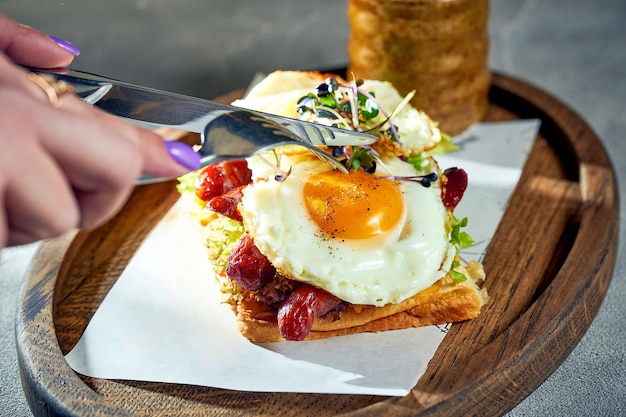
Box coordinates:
[358,79,441,154]
[233,71,442,155]
[239,150,454,307]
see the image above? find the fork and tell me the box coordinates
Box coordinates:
[137,110,349,184]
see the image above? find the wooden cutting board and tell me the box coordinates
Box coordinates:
[15,72,618,417]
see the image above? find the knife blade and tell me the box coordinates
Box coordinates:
[30,68,377,147]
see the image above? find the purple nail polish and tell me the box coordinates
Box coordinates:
[165,141,201,171]
[49,35,81,56]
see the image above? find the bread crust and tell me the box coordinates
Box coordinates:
[233,261,487,342]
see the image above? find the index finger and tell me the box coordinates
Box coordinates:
[56,95,201,180]
[0,13,78,68]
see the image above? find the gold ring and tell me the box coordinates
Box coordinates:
[27,73,74,107]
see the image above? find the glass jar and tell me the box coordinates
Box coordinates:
[347,0,490,134]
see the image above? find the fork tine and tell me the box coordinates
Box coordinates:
[198,110,348,173]
[289,122,333,145]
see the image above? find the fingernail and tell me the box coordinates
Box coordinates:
[165,141,201,170]
[49,35,81,56]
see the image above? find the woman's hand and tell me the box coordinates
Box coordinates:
[0,14,200,248]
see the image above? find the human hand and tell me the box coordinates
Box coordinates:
[0,14,200,249]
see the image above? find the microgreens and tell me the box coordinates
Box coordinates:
[295,76,412,177]
[295,77,450,190]
[449,216,475,282]
[386,172,438,187]
[256,149,292,182]
[450,216,474,250]
[450,260,467,282]
[296,77,401,140]
[347,146,378,172]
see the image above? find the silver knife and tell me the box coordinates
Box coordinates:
[30,68,377,147]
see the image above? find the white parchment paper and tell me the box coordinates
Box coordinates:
[65,119,540,396]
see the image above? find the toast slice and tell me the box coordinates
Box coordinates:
[234,261,487,342]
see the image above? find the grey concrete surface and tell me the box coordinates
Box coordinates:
[1,0,625,415]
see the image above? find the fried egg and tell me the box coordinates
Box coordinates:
[232,71,442,155]
[239,148,455,307]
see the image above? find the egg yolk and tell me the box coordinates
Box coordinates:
[303,170,404,240]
